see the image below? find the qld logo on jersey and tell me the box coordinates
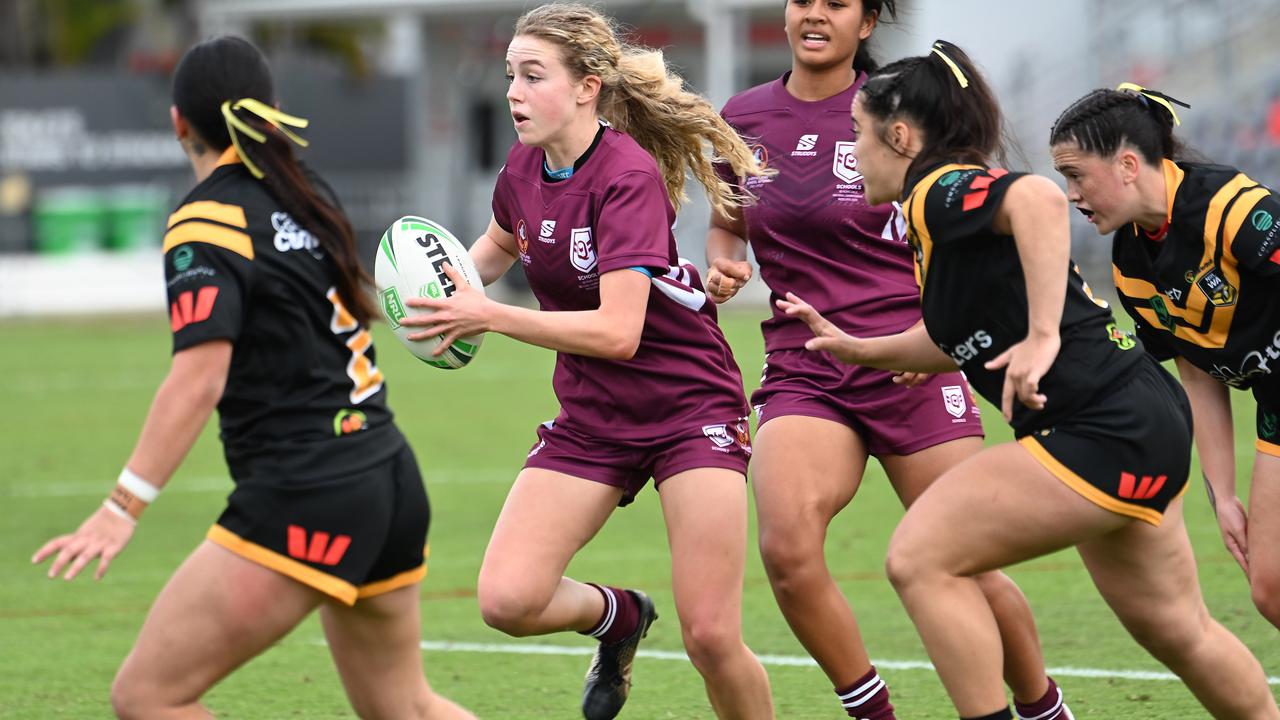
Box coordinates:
[940,385,968,420]
[833,141,863,184]
[570,227,597,273]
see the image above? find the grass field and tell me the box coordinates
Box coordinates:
[2,309,1277,719]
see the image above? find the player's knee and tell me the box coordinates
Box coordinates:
[110,671,160,720]
[885,534,931,594]
[476,582,541,636]
[1123,608,1209,664]
[1250,576,1280,627]
[757,525,822,587]
[679,614,740,670]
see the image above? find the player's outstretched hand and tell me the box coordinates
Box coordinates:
[984,332,1060,421]
[1215,495,1250,574]
[706,258,753,304]
[777,292,866,365]
[404,263,493,356]
[32,505,136,581]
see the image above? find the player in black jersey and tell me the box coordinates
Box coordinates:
[778,41,1277,720]
[1051,84,1280,633]
[31,37,474,720]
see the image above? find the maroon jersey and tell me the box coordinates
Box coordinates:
[491,128,749,440]
[721,73,922,352]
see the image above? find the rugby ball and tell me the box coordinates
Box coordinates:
[374,215,485,369]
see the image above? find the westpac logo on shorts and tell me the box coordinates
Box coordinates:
[941,385,968,420]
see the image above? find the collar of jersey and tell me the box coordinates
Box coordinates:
[1133,158,1183,241]
[215,145,243,168]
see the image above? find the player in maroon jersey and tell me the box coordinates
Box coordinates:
[399,4,772,719]
[706,3,1066,719]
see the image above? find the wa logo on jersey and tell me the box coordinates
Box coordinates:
[792,134,819,157]
[570,227,597,273]
[941,385,968,419]
[539,220,557,244]
[1196,268,1237,307]
[833,141,862,184]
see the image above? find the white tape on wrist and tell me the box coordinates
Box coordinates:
[102,499,139,526]
[117,468,161,504]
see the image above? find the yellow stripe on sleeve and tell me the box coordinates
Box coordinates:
[167,200,248,230]
[163,221,255,260]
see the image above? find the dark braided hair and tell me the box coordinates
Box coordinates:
[851,1,897,73]
[858,40,1005,185]
[1049,87,1188,165]
[172,35,377,324]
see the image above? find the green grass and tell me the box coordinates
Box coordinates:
[1,310,1276,719]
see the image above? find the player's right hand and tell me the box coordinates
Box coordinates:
[706,257,753,304]
[32,505,136,581]
[778,292,866,365]
[1215,495,1250,574]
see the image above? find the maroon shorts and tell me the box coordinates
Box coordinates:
[522,417,751,506]
[752,349,984,456]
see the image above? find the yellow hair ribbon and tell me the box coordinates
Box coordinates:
[219,98,311,179]
[1116,82,1186,126]
[930,42,969,89]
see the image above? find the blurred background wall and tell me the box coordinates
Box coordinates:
[3,0,1279,315]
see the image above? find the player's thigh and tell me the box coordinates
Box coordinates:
[658,467,751,631]
[888,442,1124,581]
[321,583,437,716]
[1075,499,1209,650]
[880,435,984,509]
[752,413,869,534]
[479,467,622,601]
[1248,452,1280,597]
[115,540,322,704]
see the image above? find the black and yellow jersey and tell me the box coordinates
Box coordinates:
[163,150,401,479]
[1112,160,1280,395]
[901,163,1144,435]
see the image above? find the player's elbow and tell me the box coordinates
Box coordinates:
[601,332,641,361]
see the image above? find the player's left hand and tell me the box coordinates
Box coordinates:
[403,263,494,355]
[32,504,136,581]
[984,331,1060,421]
[777,292,866,365]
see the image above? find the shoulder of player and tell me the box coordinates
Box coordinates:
[595,131,664,179]
[496,141,542,183]
[720,81,779,120]
[164,176,280,262]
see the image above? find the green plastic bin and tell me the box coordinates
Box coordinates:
[33,187,105,254]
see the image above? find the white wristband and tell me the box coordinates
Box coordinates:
[102,499,139,526]
[118,468,161,504]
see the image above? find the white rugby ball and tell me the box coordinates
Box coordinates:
[374,215,485,369]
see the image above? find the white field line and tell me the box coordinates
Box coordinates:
[6,470,512,498]
[369,639,1280,686]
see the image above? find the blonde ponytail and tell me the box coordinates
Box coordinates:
[515,3,765,216]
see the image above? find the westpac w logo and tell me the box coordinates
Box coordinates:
[1118,472,1167,501]
[287,525,352,566]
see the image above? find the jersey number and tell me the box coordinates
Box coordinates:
[327,288,384,404]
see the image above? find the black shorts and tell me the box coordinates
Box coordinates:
[1254,386,1280,458]
[1018,354,1193,526]
[207,443,430,605]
